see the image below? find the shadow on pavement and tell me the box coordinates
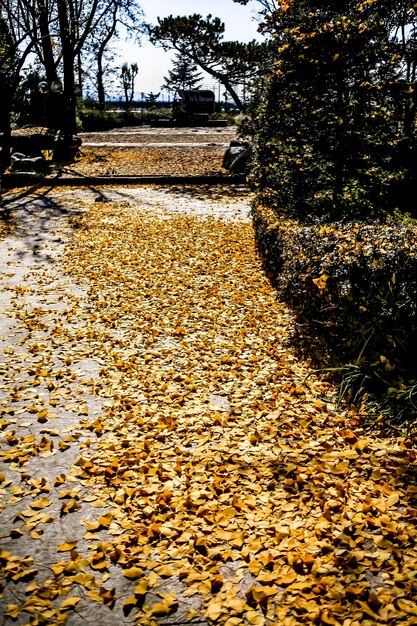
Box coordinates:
[0,187,84,263]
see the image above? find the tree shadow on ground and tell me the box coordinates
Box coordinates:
[214,435,416,606]
[0,186,84,263]
[162,183,253,203]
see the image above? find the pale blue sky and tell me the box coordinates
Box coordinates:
[115,0,263,96]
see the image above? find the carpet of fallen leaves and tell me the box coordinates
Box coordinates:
[71,146,227,177]
[1,190,417,625]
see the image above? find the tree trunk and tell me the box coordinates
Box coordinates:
[96,18,117,111]
[0,73,20,174]
[57,0,76,136]
[0,108,11,175]
[77,51,83,92]
[187,54,244,110]
[38,0,59,85]
[221,77,244,110]
[97,50,105,110]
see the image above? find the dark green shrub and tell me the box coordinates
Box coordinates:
[248,1,417,426]
[77,107,172,131]
[252,204,417,425]
[77,108,114,131]
[210,112,237,125]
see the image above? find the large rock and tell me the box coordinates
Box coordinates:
[10,152,47,174]
[222,140,252,174]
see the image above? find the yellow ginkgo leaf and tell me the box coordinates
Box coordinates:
[57,541,77,552]
[30,497,52,510]
[60,596,81,610]
[5,604,20,619]
[123,566,144,579]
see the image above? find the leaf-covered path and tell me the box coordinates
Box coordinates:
[1,186,416,626]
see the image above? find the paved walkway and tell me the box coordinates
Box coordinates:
[0,186,416,625]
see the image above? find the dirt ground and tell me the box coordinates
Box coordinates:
[70,126,238,177]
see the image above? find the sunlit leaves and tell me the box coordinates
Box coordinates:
[30,497,52,510]
[123,566,145,579]
[148,590,178,616]
[59,198,417,623]
[1,188,416,625]
[57,541,78,552]
[74,145,229,177]
[60,596,81,610]
[249,0,417,219]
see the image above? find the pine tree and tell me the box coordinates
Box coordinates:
[150,14,267,110]
[162,53,203,95]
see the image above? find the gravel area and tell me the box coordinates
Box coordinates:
[78,126,237,145]
[71,126,238,177]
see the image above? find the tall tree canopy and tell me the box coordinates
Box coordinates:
[83,0,144,110]
[120,62,138,107]
[232,0,279,13]
[148,14,265,110]
[1,0,144,132]
[247,0,417,220]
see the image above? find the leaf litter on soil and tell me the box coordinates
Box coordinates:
[0,192,416,625]
[72,147,228,177]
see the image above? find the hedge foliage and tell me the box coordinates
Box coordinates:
[252,203,417,425]
[77,107,237,131]
[247,1,417,425]
[77,107,172,131]
[248,0,417,221]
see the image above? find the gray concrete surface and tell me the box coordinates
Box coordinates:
[0,185,251,625]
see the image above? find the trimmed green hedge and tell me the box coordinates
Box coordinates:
[252,203,417,425]
[77,108,172,131]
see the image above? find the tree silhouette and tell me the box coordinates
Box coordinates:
[120,62,138,108]
[162,53,203,96]
[148,14,265,110]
